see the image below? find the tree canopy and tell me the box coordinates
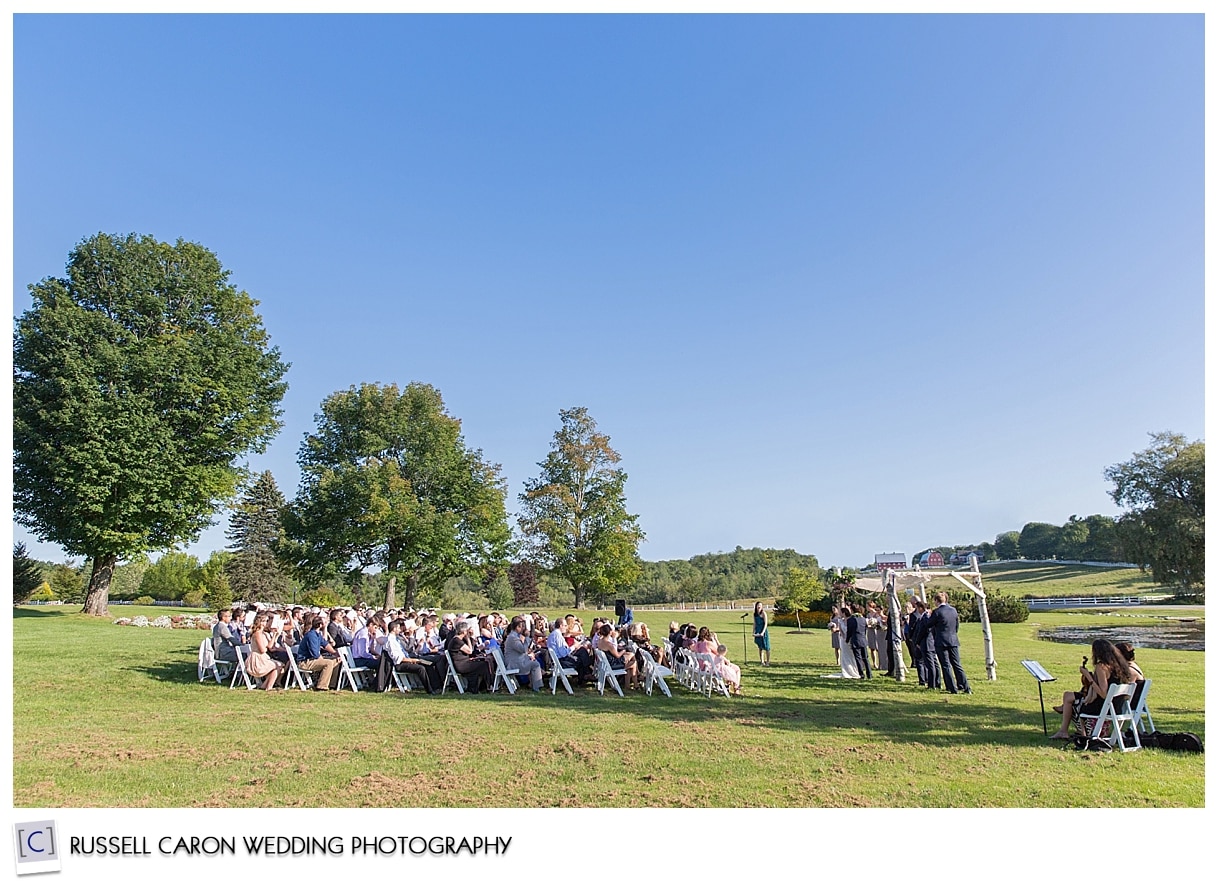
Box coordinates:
[1105,431,1204,593]
[13,233,288,614]
[518,407,644,608]
[281,382,511,609]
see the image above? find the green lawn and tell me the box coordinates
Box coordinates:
[13,605,1204,807]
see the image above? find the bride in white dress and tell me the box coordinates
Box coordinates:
[824,610,861,678]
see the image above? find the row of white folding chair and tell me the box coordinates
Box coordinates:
[197,639,232,684]
[547,647,576,695]
[1132,678,1155,735]
[638,648,673,697]
[488,645,520,694]
[441,649,468,694]
[593,648,627,696]
[337,646,378,693]
[1077,682,1140,752]
[228,644,258,691]
[695,652,732,697]
[671,647,694,690]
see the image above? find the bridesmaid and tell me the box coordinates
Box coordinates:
[753,601,771,666]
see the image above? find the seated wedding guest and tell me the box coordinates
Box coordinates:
[438,613,458,643]
[714,643,742,695]
[212,608,245,665]
[446,620,494,694]
[416,615,444,654]
[1050,638,1137,739]
[668,621,682,656]
[1114,641,1145,680]
[594,623,638,690]
[682,624,698,649]
[547,618,577,668]
[564,615,584,646]
[327,608,353,648]
[245,613,285,690]
[350,618,382,671]
[297,616,342,691]
[478,615,500,651]
[504,615,544,692]
[635,622,666,665]
[693,626,719,655]
[377,618,445,694]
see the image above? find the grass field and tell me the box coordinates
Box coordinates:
[12,603,1204,808]
[933,561,1163,598]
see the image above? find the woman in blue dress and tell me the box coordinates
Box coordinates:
[753,601,771,666]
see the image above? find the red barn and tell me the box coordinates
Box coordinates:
[874,553,907,571]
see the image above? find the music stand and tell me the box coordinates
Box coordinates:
[1020,660,1057,735]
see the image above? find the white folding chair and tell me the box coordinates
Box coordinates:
[228,645,257,691]
[285,647,316,692]
[1077,682,1140,752]
[639,649,673,697]
[547,647,575,695]
[1130,678,1156,735]
[672,647,695,689]
[198,639,231,684]
[694,652,730,697]
[442,649,467,694]
[488,645,520,694]
[593,648,627,697]
[337,646,375,693]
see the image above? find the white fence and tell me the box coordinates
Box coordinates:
[1024,595,1169,610]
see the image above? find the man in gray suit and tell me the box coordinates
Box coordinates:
[211,608,244,664]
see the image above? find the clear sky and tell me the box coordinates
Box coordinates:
[10,13,1205,570]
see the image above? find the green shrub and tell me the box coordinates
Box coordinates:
[771,610,830,628]
[182,589,206,608]
[947,588,1029,624]
[134,595,157,606]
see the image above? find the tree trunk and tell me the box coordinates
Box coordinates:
[384,574,397,610]
[83,554,117,616]
[405,573,418,609]
[573,583,585,609]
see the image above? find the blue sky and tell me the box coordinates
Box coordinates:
[10,14,1205,570]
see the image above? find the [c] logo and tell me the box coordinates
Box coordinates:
[12,820,61,876]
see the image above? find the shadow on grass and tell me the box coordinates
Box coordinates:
[115,649,1204,748]
[13,607,73,619]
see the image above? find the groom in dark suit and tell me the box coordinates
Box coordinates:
[844,603,872,679]
[929,592,971,694]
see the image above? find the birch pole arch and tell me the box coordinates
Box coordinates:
[850,555,997,683]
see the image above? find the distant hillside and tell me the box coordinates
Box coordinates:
[628,546,820,604]
[926,561,1159,599]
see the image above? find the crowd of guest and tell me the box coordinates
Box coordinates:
[210,604,744,697]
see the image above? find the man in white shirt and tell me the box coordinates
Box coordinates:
[377,618,444,694]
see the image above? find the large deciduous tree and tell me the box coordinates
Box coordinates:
[518,407,644,609]
[281,383,511,609]
[1018,522,1062,560]
[13,233,288,615]
[1105,431,1204,594]
[225,471,293,603]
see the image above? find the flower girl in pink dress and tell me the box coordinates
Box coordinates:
[714,644,743,695]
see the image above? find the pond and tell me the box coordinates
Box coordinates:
[1037,619,1205,652]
